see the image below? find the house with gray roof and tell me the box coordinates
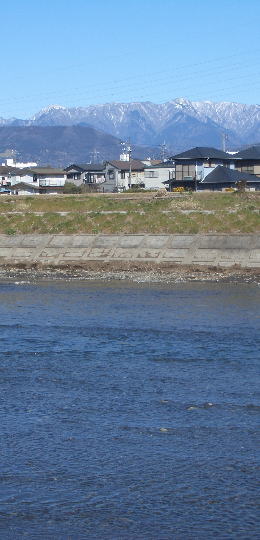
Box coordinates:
[8,166,66,194]
[199,165,260,191]
[65,163,106,187]
[103,160,145,191]
[169,146,234,189]
[233,145,260,178]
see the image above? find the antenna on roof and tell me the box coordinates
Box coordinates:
[120,140,132,164]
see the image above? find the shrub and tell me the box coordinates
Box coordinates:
[80,183,101,193]
[63,182,81,194]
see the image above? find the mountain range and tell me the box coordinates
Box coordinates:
[0,98,259,165]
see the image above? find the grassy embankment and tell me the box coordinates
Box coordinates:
[0,192,259,235]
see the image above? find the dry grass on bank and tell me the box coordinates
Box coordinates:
[0,192,259,235]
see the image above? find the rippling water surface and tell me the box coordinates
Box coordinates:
[0,280,259,539]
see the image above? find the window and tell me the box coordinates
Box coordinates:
[236,162,254,174]
[33,175,38,183]
[241,164,254,174]
[121,171,125,179]
[145,170,158,178]
[182,165,195,179]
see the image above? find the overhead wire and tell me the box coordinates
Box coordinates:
[0,48,259,116]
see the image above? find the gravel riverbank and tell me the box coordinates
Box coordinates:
[0,263,259,284]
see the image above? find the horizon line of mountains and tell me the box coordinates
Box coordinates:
[0,98,259,166]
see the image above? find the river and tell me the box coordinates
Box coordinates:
[0,280,259,539]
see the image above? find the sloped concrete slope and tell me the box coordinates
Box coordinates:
[0,234,259,268]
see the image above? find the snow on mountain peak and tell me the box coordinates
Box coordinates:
[2,98,259,150]
[31,104,67,120]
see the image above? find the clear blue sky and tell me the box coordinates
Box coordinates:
[1,0,259,118]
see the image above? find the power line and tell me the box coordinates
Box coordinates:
[0,48,259,113]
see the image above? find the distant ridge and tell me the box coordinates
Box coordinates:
[0,99,259,164]
[1,98,260,150]
[0,125,156,167]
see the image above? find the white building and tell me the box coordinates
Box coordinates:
[9,167,66,194]
[143,161,175,190]
[2,158,38,168]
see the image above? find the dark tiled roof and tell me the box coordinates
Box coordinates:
[27,167,66,175]
[79,163,106,171]
[147,160,175,169]
[65,163,106,172]
[234,146,260,159]
[0,165,23,175]
[107,160,145,171]
[170,147,232,160]
[11,182,40,190]
[201,165,260,184]
[65,164,84,172]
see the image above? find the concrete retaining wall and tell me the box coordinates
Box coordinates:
[0,234,259,268]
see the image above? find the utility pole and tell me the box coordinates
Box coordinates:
[90,149,100,163]
[160,141,167,162]
[127,141,132,188]
[222,133,228,152]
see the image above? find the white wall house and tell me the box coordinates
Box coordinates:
[103,160,146,192]
[143,162,175,190]
[11,182,41,195]
[10,167,66,194]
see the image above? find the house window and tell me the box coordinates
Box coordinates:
[241,163,254,174]
[108,170,114,179]
[33,175,38,183]
[182,165,194,179]
[121,171,125,179]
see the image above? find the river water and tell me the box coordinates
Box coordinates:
[0,280,259,539]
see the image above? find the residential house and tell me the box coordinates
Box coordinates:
[11,182,41,195]
[65,158,174,191]
[64,164,83,186]
[0,165,21,187]
[198,165,260,191]
[169,147,234,189]
[143,160,175,190]
[10,167,66,194]
[103,160,146,192]
[65,163,106,188]
[233,146,260,177]
[167,146,260,191]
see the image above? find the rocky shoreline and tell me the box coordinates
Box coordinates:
[0,262,259,284]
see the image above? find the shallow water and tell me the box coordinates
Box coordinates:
[0,281,259,539]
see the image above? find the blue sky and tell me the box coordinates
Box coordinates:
[1,0,259,118]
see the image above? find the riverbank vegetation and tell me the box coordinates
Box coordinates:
[0,192,259,235]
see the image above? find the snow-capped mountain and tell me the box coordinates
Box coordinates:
[27,99,260,149]
[0,99,259,163]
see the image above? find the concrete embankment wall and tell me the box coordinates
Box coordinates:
[0,234,259,268]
